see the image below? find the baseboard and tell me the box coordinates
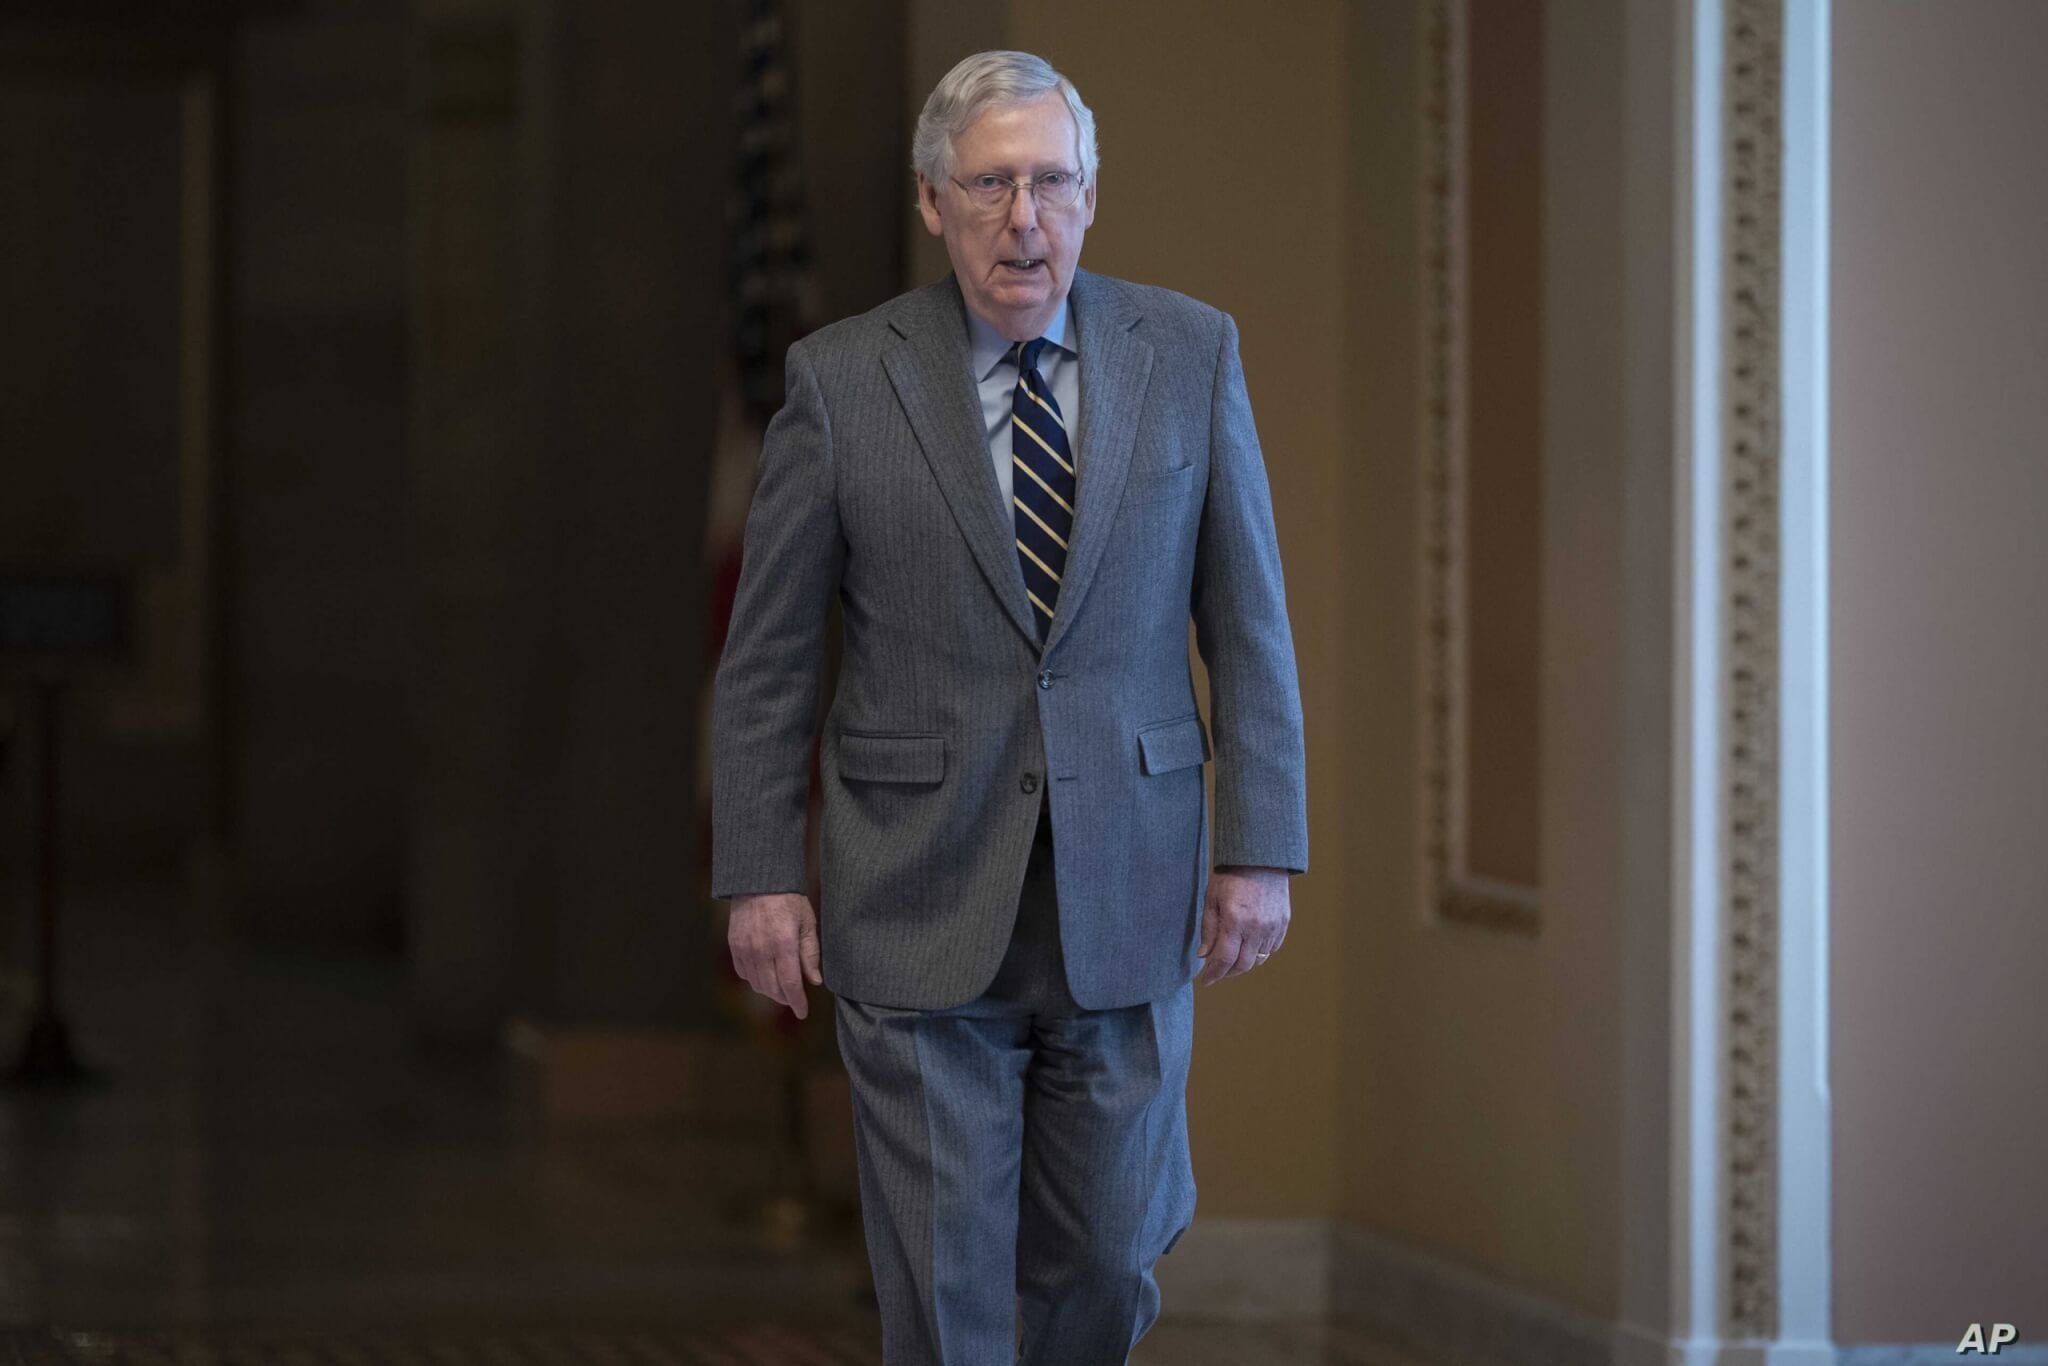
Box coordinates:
[1153,1216,1334,1318]
[1329,1222,1613,1366]
[1158,1219,2012,1366]
[1689,1342,1836,1366]
[1614,1323,1720,1366]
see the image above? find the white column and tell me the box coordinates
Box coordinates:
[1619,2,1832,1363]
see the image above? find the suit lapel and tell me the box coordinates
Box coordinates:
[1043,269,1153,657]
[881,276,1041,648]
[879,269,1154,658]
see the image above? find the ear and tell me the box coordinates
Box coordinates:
[1082,175,1097,229]
[915,175,945,238]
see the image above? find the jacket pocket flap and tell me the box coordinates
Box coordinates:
[838,732,946,783]
[1137,714,1211,775]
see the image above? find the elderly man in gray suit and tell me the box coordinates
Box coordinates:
[711,48,1308,1365]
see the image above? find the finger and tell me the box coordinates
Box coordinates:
[798,909,822,986]
[736,924,783,1008]
[1227,921,1282,980]
[1200,928,1244,985]
[742,958,782,1010]
[1260,919,1288,955]
[772,940,807,1019]
[730,940,772,1004]
[729,918,780,1006]
[1198,895,1218,958]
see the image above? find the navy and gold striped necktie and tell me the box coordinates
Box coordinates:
[1010,336,1074,642]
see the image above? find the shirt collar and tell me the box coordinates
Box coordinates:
[965,293,1075,383]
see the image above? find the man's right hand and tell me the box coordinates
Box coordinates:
[727,893,824,1020]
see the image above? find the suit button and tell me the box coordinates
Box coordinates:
[1037,670,1054,690]
[1020,772,1040,794]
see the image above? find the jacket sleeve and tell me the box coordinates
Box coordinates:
[1190,311,1310,875]
[709,340,847,899]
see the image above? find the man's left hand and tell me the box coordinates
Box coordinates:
[1195,866,1291,985]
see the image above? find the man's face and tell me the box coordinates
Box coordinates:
[917,91,1096,341]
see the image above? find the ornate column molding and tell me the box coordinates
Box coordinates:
[1719,0,1784,1337]
[1416,0,1541,936]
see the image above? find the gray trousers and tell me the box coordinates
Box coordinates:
[834,794,1198,1365]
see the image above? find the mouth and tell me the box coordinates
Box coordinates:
[998,258,1045,274]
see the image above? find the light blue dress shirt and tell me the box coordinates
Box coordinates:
[965,296,1080,514]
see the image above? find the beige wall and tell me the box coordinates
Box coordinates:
[1830,0,2048,1341]
[1338,0,1628,1319]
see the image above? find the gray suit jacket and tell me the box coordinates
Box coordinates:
[710,267,1308,1011]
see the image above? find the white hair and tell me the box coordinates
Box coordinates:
[912,50,1099,187]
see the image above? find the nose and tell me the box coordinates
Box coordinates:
[1007,181,1041,234]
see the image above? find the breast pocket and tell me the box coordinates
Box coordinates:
[1121,462,1196,508]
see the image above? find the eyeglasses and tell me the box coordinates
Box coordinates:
[948,169,1087,215]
